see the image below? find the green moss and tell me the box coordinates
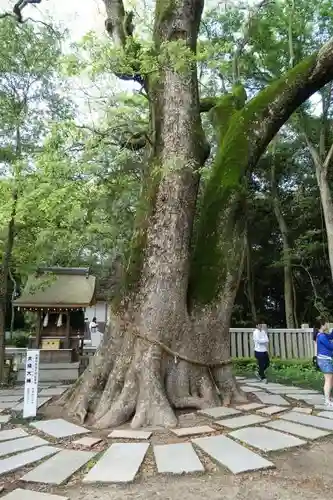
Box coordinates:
[121,167,160,297]
[156,0,176,24]
[190,55,317,305]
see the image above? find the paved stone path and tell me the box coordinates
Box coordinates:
[0,377,333,496]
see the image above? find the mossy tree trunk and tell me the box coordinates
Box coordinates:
[58,1,333,428]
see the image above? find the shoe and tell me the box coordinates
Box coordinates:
[262,378,268,384]
[324,399,333,407]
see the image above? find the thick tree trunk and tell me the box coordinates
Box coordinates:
[58,0,245,430]
[0,188,17,382]
[55,1,333,430]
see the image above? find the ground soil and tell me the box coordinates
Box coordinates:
[50,437,333,500]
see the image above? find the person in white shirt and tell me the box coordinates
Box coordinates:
[89,317,98,335]
[253,323,270,383]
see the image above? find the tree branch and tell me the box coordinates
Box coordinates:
[245,38,333,170]
[200,37,333,115]
[103,0,143,84]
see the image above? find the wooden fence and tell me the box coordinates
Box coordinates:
[230,328,314,360]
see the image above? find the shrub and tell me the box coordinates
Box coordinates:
[233,356,323,390]
[7,331,30,348]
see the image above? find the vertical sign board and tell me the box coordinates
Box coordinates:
[23,350,40,419]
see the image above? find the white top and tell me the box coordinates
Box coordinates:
[89,321,98,334]
[253,328,269,352]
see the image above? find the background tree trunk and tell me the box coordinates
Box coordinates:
[0,188,17,382]
[271,158,296,328]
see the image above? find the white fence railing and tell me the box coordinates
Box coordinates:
[5,328,315,365]
[230,328,314,360]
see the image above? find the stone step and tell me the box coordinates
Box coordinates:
[154,443,204,474]
[83,442,149,483]
[198,407,241,419]
[0,436,49,458]
[216,414,269,429]
[280,412,333,431]
[192,435,274,474]
[317,411,333,420]
[255,393,290,406]
[171,426,214,437]
[2,488,67,499]
[229,426,306,451]
[264,420,330,440]
[12,397,51,412]
[21,449,96,485]
[108,430,151,440]
[31,418,90,439]
[0,446,59,477]
[38,388,67,397]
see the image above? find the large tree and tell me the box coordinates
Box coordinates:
[6,0,333,428]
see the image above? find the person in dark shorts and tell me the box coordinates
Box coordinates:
[312,320,320,370]
[316,319,333,407]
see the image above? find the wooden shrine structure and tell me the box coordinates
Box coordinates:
[13,267,96,363]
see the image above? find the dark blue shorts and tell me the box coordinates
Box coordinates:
[317,358,333,374]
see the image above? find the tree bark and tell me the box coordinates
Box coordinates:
[305,135,333,281]
[271,159,296,328]
[0,188,17,382]
[55,1,333,429]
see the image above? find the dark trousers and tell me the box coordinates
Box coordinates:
[255,351,270,379]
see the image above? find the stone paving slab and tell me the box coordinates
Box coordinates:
[0,402,15,410]
[257,406,288,416]
[31,419,90,438]
[198,407,241,419]
[280,412,333,430]
[0,436,49,457]
[154,443,204,474]
[264,420,330,440]
[192,435,274,474]
[255,393,290,406]
[0,415,11,423]
[229,426,306,451]
[291,407,312,414]
[315,405,333,411]
[286,394,311,401]
[299,396,325,405]
[108,429,152,440]
[215,414,269,429]
[22,449,96,485]
[0,390,23,396]
[0,396,22,402]
[38,388,67,397]
[240,386,264,393]
[2,488,68,500]
[235,403,266,411]
[171,426,214,437]
[73,437,103,448]
[0,446,59,476]
[12,397,51,412]
[0,428,28,441]
[317,411,333,420]
[83,442,149,483]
